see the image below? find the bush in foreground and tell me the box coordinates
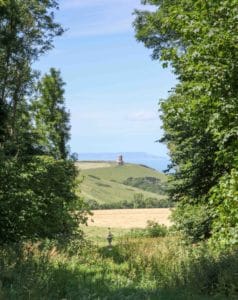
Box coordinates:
[0,156,87,242]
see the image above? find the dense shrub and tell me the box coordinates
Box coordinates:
[146,221,168,237]
[127,222,168,238]
[123,176,168,194]
[209,169,238,248]
[0,156,87,242]
[172,202,212,243]
[86,194,173,210]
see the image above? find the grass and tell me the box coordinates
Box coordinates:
[76,161,115,170]
[1,233,237,299]
[83,226,131,246]
[77,162,168,208]
[80,176,167,205]
[80,163,167,183]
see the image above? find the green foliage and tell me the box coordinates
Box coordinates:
[123,176,168,194]
[209,169,238,248]
[134,0,238,244]
[146,220,168,237]
[0,236,237,299]
[32,68,70,159]
[86,195,172,210]
[133,192,144,208]
[172,203,212,243]
[0,0,63,156]
[0,1,87,244]
[0,156,87,242]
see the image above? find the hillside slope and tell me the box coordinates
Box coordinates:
[76,162,169,209]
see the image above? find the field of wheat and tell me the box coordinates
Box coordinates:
[87,208,172,228]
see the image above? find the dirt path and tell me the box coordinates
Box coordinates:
[87,208,172,228]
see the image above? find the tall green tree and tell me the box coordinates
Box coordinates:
[0,1,87,243]
[0,0,63,156]
[134,0,238,243]
[32,68,71,159]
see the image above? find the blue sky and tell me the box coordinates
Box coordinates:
[35,0,177,157]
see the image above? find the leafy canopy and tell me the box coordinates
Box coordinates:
[134,0,238,245]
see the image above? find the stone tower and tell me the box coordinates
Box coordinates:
[117,155,124,165]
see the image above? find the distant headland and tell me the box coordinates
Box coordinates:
[77,152,169,172]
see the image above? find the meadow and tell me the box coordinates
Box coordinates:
[1,229,237,299]
[77,162,170,209]
[1,204,237,299]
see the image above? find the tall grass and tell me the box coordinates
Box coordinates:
[0,235,237,299]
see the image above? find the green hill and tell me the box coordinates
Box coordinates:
[76,161,171,209]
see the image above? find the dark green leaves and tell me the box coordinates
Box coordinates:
[0,156,85,242]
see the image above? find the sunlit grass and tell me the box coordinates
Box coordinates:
[1,231,237,299]
[82,225,131,246]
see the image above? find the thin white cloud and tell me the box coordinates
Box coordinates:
[71,111,113,120]
[127,111,158,122]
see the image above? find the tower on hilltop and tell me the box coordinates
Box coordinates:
[116,155,124,165]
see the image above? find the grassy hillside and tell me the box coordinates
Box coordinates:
[76,161,170,209]
[75,161,115,170]
[78,162,167,182]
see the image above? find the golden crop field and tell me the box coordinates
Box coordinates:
[87,208,172,228]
